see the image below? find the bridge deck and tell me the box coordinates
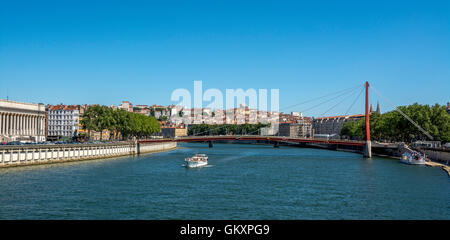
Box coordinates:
[138,136,366,146]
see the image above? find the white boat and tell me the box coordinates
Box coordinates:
[185,153,208,168]
[400,152,425,165]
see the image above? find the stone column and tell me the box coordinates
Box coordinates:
[18,114,21,136]
[41,116,44,137]
[27,115,31,136]
[20,115,23,136]
[26,115,29,136]
[31,116,35,137]
[5,114,8,135]
[14,114,17,136]
[1,113,4,135]
[0,113,2,136]
[20,114,24,136]
[20,117,25,137]
[6,114,9,136]
[33,116,36,137]
[35,116,38,136]
[42,116,45,137]
[0,113,3,135]
[12,114,16,136]
[40,116,43,137]
[17,114,20,136]
[9,114,12,136]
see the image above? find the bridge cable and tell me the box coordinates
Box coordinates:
[296,85,363,115]
[344,86,364,116]
[243,88,363,136]
[370,85,434,140]
[317,86,363,118]
[188,84,363,137]
[279,84,363,112]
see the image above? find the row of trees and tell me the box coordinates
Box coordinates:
[341,103,450,143]
[188,123,270,136]
[80,106,161,140]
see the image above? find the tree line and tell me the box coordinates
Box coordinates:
[341,103,450,143]
[80,106,161,140]
[188,123,270,136]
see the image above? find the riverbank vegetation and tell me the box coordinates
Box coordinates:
[80,106,160,140]
[341,103,450,143]
[188,123,270,136]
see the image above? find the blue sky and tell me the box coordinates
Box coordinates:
[1,0,449,116]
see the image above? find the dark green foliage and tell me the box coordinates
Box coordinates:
[188,123,270,136]
[341,103,450,143]
[81,106,160,140]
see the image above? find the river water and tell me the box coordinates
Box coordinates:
[0,143,448,219]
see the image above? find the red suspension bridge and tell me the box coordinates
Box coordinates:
[138,81,432,158]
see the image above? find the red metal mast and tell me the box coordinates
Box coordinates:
[365,81,370,141]
[363,81,372,158]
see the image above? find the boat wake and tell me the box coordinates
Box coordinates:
[181,164,213,168]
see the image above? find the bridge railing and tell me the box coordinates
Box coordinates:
[137,135,366,146]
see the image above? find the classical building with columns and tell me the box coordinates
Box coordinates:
[0,99,47,142]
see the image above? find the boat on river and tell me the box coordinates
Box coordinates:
[400,152,425,165]
[185,154,208,168]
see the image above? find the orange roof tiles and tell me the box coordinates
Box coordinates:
[49,105,79,111]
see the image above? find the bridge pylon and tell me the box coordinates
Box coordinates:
[363,81,372,158]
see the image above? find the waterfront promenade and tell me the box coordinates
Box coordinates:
[0,141,177,168]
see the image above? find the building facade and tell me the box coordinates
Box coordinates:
[279,123,300,137]
[278,118,313,138]
[313,114,364,136]
[161,127,187,138]
[118,101,133,112]
[0,99,46,142]
[47,105,80,140]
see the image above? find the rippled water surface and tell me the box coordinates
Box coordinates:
[0,143,449,219]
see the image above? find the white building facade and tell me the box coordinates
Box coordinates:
[47,105,79,138]
[0,99,46,142]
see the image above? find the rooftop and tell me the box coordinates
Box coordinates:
[314,114,365,120]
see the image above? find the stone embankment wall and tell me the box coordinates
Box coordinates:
[0,141,177,168]
[422,149,450,164]
[138,141,177,154]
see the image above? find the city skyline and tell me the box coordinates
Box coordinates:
[1,0,449,116]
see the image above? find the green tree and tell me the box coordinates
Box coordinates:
[341,103,450,143]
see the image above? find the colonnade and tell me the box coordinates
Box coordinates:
[0,112,46,140]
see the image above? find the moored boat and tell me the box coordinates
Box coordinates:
[400,152,425,165]
[185,153,208,168]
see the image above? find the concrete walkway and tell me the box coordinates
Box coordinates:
[425,160,450,177]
